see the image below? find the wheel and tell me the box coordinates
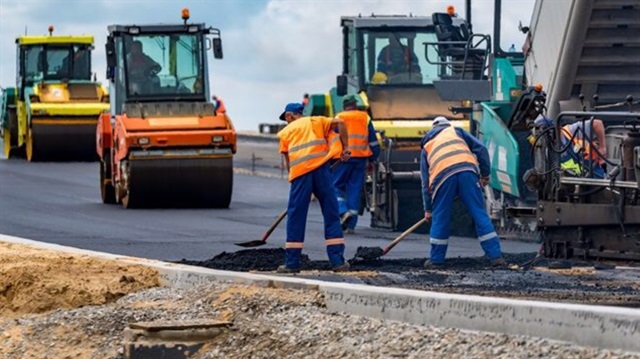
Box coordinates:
[26,129,37,162]
[3,130,11,159]
[100,158,116,204]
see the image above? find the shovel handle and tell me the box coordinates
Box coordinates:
[261,210,288,241]
[383,218,427,254]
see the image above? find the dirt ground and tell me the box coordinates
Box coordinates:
[0,242,159,317]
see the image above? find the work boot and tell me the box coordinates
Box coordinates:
[491,257,507,269]
[332,262,351,272]
[276,265,300,274]
[340,213,352,230]
[424,260,445,270]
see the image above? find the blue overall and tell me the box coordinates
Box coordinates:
[286,162,345,269]
[332,121,380,229]
[332,159,366,229]
[420,125,503,263]
[428,171,502,263]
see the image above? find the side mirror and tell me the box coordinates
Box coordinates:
[105,37,116,80]
[212,38,223,59]
[336,75,348,96]
[105,37,116,68]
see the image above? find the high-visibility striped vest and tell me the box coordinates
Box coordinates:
[332,110,373,159]
[278,116,341,182]
[423,126,478,189]
[561,125,598,162]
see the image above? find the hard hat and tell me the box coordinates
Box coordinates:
[342,94,359,107]
[433,116,451,127]
[371,72,388,85]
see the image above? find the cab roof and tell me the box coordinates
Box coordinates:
[340,15,464,28]
[16,35,94,46]
[107,23,211,35]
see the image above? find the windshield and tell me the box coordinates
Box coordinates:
[362,29,439,86]
[22,44,91,85]
[123,33,204,99]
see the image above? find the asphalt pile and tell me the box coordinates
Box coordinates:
[178,248,535,272]
[180,249,640,307]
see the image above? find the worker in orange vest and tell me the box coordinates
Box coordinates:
[212,95,227,114]
[277,103,351,273]
[421,116,505,268]
[332,95,380,233]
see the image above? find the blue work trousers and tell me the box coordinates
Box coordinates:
[429,171,503,263]
[286,162,345,269]
[332,159,366,229]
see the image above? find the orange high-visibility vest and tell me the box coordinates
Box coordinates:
[278,116,341,182]
[332,110,373,159]
[423,126,478,189]
[561,125,599,162]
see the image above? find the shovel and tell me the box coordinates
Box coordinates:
[235,209,288,248]
[354,218,427,260]
[235,160,343,248]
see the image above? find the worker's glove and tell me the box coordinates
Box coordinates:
[424,211,432,222]
[340,150,351,162]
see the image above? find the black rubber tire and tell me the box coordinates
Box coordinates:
[100,158,116,204]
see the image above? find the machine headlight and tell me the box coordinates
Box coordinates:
[128,27,140,34]
[137,137,150,145]
[212,135,224,143]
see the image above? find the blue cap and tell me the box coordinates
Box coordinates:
[279,103,304,121]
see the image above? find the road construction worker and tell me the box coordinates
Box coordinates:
[212,95,227,114]
[126,40,161,93]
[277,103,352,273]
[420,116,505,268]
[332,95,380,233]
[560,118,606,178]
[376,35,421,83]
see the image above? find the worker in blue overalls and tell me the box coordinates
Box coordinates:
[277,103,352,273]
[331,95,380,234]
[420,116,506,268]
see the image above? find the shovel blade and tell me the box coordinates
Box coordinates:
[234,240,267,248]
[354,246,385,260]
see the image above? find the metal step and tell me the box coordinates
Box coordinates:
[592,0,639,10]
[583,28,640,46]
[589,8,640,27]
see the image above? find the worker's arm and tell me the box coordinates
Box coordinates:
[459,129,490,180]
[367,120,381,161]
[420,149,432,218]
[592,119,607,158]
[331,117,350,160]
[279,138,289,172]
[282,153,290,172]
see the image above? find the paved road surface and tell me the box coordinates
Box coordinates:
[0,139,537,262]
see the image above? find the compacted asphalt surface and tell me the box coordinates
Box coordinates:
[0,138,538,262]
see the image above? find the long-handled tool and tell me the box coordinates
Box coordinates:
[354,218,427,260]
[235,161,343,248]
[235,209,287,248]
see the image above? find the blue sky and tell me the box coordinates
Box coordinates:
[0,0,534,130]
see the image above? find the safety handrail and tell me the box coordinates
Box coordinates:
[423,33,491,80]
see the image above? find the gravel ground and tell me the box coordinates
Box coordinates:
[2,282,638,359]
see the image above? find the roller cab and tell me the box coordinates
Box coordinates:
[1,29,109,161]
[98,13,236,208]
